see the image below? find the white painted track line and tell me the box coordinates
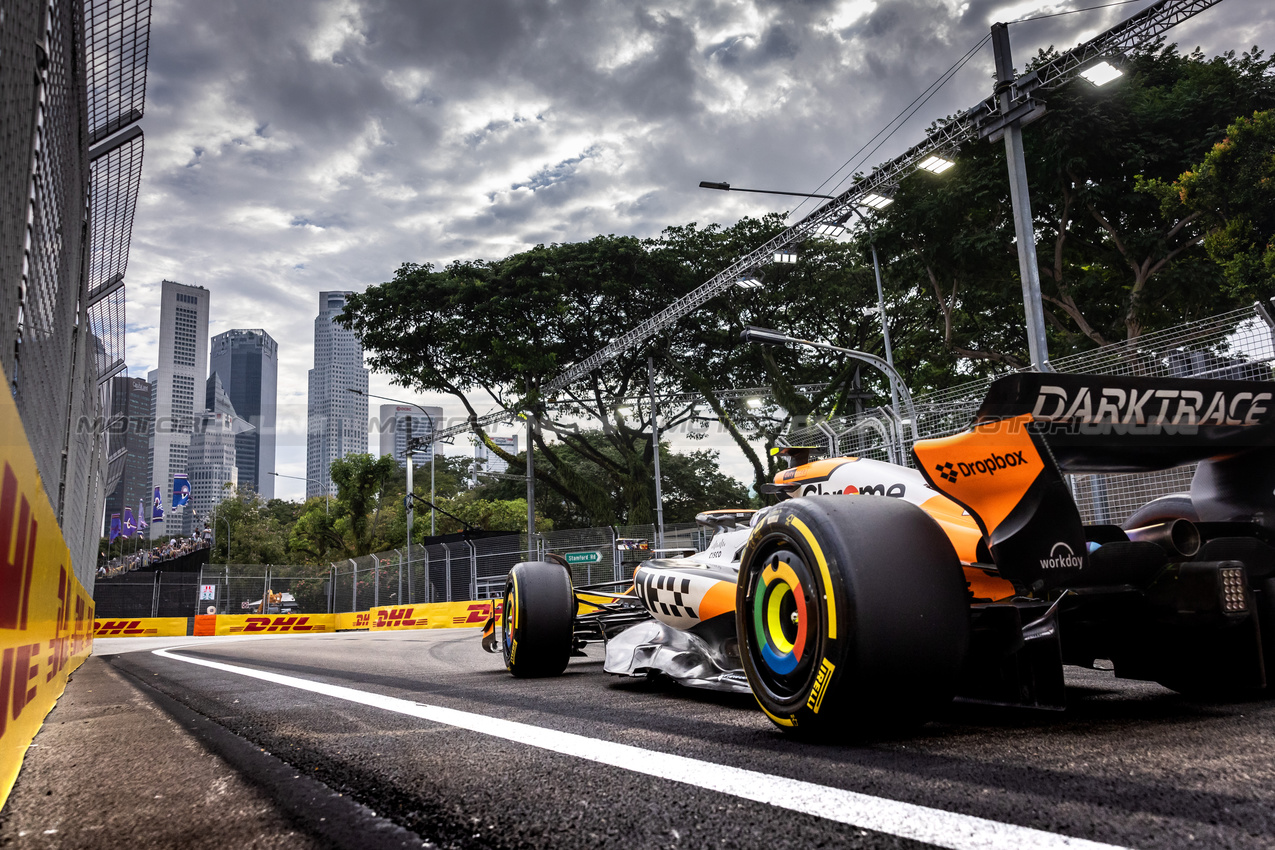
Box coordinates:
[153,647,1133,850]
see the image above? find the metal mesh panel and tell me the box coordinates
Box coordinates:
[86,131,142,305]
[221,566,269,614]
[614,524,657,583]
[783,303,1275,527]
[92,577,156,617]
[541,526,618,585]
[331,564,355,614]
[0,0,42,385]
[153,572,198,616]
[63,350,106,586]
[13,0,84,512]
[403,545,429,604]
[2,0,151,588]
[661,522,711,555]
[446,542,473,602]
[425,543,449,603]
[473,535,530,599]
[84,0,150,143]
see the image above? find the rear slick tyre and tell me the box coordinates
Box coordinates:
[737,496,970,738]
[502,561,575,678]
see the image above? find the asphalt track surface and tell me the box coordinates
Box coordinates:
[100,631,1273,850]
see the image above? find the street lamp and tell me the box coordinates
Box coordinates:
[348,388,438,548]
[740,326,919,443]
[269,472,328,515]
[700,180,907,439]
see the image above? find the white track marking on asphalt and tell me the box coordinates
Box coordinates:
[153,648,1131,850]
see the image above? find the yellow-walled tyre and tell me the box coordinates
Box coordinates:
[502,561,575,677]
[737,496,969,738]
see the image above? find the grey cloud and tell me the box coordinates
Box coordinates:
[125,0,1275,475]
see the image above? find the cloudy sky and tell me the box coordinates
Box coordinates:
[122,0,1275,500]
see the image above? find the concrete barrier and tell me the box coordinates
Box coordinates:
[1,364,95,808]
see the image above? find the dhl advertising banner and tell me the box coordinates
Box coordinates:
[370,600,502,631]
[195,614,336,636]
[336,611,371,631]
[94,617,188,638]
[1,363,95,808]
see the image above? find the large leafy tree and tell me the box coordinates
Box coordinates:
[1141,108,1275,298]
[341,220,882,515]
[477,434,750,527]
[288,453,401,560]
[865,43,1275,377]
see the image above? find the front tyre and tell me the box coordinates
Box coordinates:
[502,561,575,678]
[738,496,969,737]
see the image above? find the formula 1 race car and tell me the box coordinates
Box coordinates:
[483,372,1275,737]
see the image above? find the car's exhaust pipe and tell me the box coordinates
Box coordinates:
[1125,518,1202,559]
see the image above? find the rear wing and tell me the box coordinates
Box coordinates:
[973,373,1275,473]
[914,373,1275,591]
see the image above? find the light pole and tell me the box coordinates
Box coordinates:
[269,472,328,515]
[700,180,912,442]
[740,326,920,443]
[647,356,665,550]
[219,515,231,565]
[990,23,1051,371]
[348,388,437,543]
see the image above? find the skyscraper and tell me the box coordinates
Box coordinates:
[377,404,442,466]
[307,291,368,498]
[149,280,210,537]
[102,376,152,535]
[473,436,518,486]
[210,329,278,499]
[188,374,254,524]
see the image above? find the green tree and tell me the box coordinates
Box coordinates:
[207,486,296,565]
[656,448,753,522]
[1142,109,1275,298]
[427,498,553,536]
[477,434,750,526]
[288,453,401,559]
[341,219,882,509]
[866,43,1275,374]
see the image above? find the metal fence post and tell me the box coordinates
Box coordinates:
[444,545,452,602]
[374,557,380,609]
[151,572,159,618]
[350,558,358,611]
[610,526,619,582]
[395,549,403,604]
[467,539,478,601]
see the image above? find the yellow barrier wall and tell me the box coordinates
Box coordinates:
[94,618,188,638]
[369,600,501,631]
[203,614,337,636]
[1,363,95,808]
[336,611,371,631]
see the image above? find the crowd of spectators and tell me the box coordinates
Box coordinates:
[98,534,211,578]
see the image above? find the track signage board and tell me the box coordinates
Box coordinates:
[565,551,602,565]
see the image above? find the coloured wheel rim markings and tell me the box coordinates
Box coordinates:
[503,579,518,656]
[753,553,810,676]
